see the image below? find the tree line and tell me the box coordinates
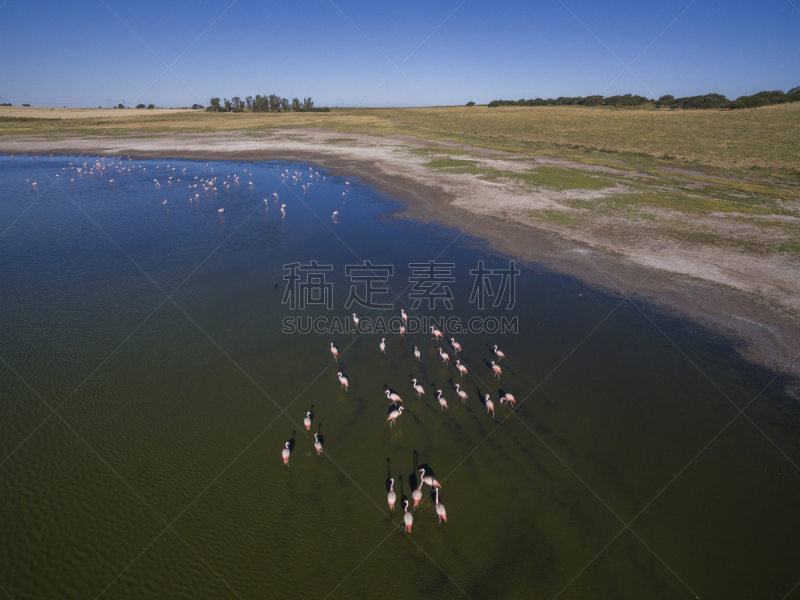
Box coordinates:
[484,86,800,110]
[206,95,330,113]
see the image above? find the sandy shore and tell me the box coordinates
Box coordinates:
[2,130,798,380]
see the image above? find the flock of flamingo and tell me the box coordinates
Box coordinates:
[284,309,515,534]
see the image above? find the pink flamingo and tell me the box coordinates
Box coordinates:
[304,412,312,431]
[413,346,421,362]
[455,360,468,377]
[337,372,349,390]
[403,500,413,532]
[380,338,386,354]
[491,361,502,379]
[314,434,322,456]
[435,489,447,523]
[493,345,505,361]
[330,342,339,361]
[412,379,425,397]
[455,384,468,403]
[420,468,442,489]
[438,348,450,364]
[450,338,462,353]
[387,479,397,511]
[388,406,404,427]
[437,390,448,411]
[430,326,443,342]
[281,442,290,466]
[501,393,516,406]
[412,480,423,510]
[484,394,495,418]
[385,390,402,404]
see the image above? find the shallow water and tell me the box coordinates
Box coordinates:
[1,154,799,600]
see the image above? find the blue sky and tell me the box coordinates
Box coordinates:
[0,0,798,108]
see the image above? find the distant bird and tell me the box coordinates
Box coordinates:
[430,326,443,342]
[484,394,495,418]
[330,342,339,361]
[420,467,441,489]
[412,379,425,397]
[413,346,421,362]
[437,390,448,411]
[217,208,224,213]
[281,442,290,466]
[438,348,450,364]
[304,412,312,431]
[332,211,338,221]
[379,338,386,354]
[162,199,167,205]
[352,313,359,328]
[399,325,405,335]
[388,406,404,427]
[435,489,447,524]
[501,393,516,406]
[281,204,286,217]
[385,389,402,405]
[337,372,349,390]
[314,434,323,456]
[493,345,505,361]
[388,478,397,512]
[273,193,279,202]
[455,360,468,377]
[491,361,502,379]
[403,500,413,532]
[450,338,462,353]
[455,383,468,403]
[412,479,423,510]
[400,309,408,324]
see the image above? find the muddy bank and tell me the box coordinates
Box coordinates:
[1,130,798,380]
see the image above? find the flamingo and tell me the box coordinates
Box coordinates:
[455,360,468,377]
[491,361,502,379]
[400,309,408,324]
[412,479,423,510]
[413,346,421,362]
[281,442,290,466]
[438,348,450,364]
[450,338,462,353]
[337,372,349,390]
[332,211,338,221]
[388,406,404,427]
[399,325,406,335]
[314,434,322,456]
[379,338,386,354]
[437,390,448,411]
[412,379,425,397]
[435,489,447,524]
[281,204,286,217]
[403,500,413,532]
[501,393,516,406]
[493,345,505,361]
[484,394,495,417]
[419,467,442,489]
[455,384,468,403]
[430,326,443,342]
[304,412,312,431]
[385,389,402,404]
[352,313,359,327]
[330,342,339,361]
[387,479,397,511]
[217,208,224,213]
[273,193,278,203]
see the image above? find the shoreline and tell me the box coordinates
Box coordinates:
[1,130,798,381]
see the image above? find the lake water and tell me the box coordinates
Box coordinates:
[1,154,799,600]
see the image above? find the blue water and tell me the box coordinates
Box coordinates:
[1,154,798,600]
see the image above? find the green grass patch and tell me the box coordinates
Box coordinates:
[527,209,576,225]
[485,166,617,189]
[411,147,469,155]
[325,138,357,144]
[601,192,793,216]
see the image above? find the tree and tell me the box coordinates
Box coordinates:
[291,97,302,111]
[136,103,146,109]
[147,104,155,109]
[281,98,289,112]
[303,97,314,111]
[209,97,221,112]
[223,98,232,112]
[231,96,242,112]
[192,103,204,110]
[466,101,475,107]
[117,103,125,109]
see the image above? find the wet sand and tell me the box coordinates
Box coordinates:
[1,130,798,380]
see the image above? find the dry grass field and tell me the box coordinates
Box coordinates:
[2,103,799,172]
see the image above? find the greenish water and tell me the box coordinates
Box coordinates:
[0,155,799,600]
